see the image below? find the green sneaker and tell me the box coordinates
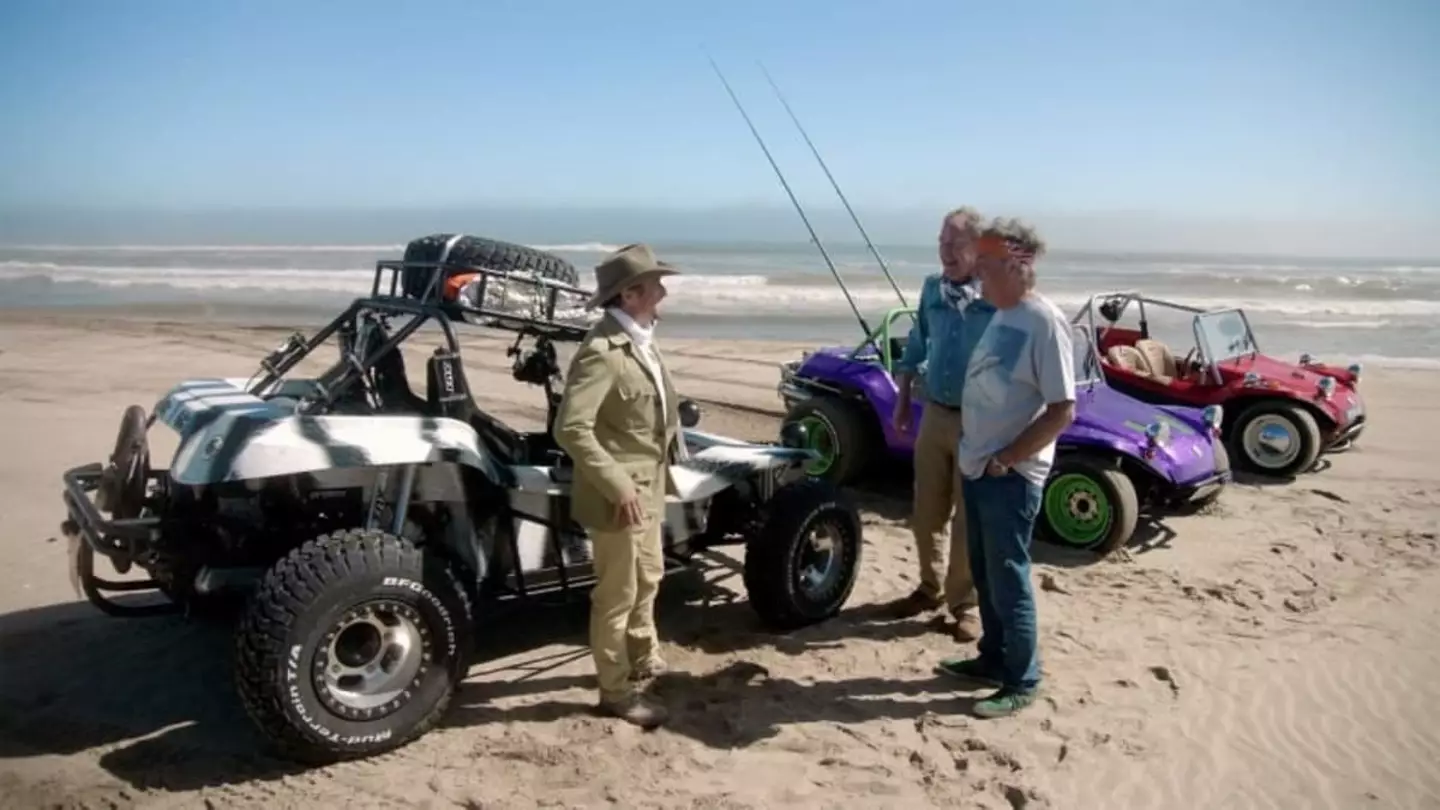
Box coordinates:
[934,656,1003,687]
[973,687,1037,719]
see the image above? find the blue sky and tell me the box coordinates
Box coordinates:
[0,0,1436,232]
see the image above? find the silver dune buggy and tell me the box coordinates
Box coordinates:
[58,234,863,763]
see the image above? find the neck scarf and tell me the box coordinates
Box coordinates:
[939,276,980,311]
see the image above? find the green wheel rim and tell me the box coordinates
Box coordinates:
[798,415,838,476]
[1043,473,1112,546]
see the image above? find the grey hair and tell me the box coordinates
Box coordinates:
[942,206,985,236]
[981,216,1047,290]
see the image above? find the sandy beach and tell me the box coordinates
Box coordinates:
[1,310,1438,810]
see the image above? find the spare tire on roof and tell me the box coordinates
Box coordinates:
[400,234,581,299]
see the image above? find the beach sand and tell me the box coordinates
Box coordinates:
[1,310,1438,810]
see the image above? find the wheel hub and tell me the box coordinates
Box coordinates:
[798,523,839,598]
[798,416,837,475]
[1043,473,1113,547]
[1067,490,1099,521]
[313,601,431,720]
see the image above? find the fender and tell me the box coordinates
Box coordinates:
[675,428,815,501]
[154,378,509,486]
[1154,403,1209,434]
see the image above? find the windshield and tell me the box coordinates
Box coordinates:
[1194,309,1257,363]
[1070,324,1103,385]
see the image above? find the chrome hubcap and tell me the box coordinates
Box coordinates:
[1243,415,1300,469]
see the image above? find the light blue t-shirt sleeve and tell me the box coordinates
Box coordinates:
[1033,307,1077,405]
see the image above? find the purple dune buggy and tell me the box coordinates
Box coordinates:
[777,307,1232,555]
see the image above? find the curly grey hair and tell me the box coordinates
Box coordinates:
[984,216,1047,256]
[981,216,1047,289]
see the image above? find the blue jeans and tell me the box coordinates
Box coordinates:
[961,471,1043,692]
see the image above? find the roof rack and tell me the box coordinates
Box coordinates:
[371,258,599,344]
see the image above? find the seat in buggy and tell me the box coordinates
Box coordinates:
[423,349,527,466]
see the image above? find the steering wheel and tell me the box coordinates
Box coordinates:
[1179,347,1201,378]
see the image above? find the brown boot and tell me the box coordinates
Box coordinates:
[884,588,943,619]
[952,610,982,642]
[599,694,668,729]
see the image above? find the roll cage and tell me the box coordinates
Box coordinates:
[244,254,599,439]
[1070,291,1262,388]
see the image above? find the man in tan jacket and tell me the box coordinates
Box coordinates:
[553,243,685,729]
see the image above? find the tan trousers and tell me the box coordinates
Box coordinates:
[912,402,978,614]
[588,486,665,703]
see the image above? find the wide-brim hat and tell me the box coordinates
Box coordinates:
[587,243,681,309]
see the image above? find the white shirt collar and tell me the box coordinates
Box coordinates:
[607,306,655,347]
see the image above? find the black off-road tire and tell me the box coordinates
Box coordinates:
[1228,399,1323,479]
[743,478,864,630]
[782,395,878,487]
[234,528,475,764]
[402,233,579,294]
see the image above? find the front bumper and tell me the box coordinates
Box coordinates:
[1163,442,1233,505]
[61,462,163,557]
[1175,471,1230,504]
[60,462,172,616]
[1325,414,1366,451]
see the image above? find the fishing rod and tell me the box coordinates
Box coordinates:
[757,62,909,309]
[705,55,876,340]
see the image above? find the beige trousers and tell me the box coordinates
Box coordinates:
[911,402,978,614]
[588,480,666,703]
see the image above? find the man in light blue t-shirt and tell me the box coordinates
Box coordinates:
[935,218,1076,719]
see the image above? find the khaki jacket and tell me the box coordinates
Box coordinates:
[552,312,683,532]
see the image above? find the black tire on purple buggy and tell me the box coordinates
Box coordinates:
[782,396,878,487]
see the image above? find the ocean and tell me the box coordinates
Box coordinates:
[2,240,1438,368]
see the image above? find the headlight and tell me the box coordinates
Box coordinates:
[1317,376,1336,399]
[1144,420,1171,444]
[1243,371,1261,386]
[1299,352,1313,365]
[1142,419,1171,460]
[1202,404,1223,429]
[1347,362,1362,384]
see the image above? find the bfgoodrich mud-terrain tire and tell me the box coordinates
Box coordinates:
[1229,399,1323,479]
[743,478,863,630]
[1037,453,1140,556]
[234,528,475,764]
[782,396,878,487]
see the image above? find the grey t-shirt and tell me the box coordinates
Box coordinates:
[958,293,1077,486]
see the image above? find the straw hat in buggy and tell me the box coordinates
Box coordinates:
[587,243,682,309]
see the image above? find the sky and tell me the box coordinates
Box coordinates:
[0,0,1436,253]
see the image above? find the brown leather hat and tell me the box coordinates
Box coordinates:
[587,243,680,309]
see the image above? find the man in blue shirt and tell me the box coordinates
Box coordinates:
[887,207,997,642]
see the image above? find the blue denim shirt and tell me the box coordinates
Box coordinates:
[895,274,996,407]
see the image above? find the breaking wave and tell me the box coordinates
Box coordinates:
[4,260,1440,320]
